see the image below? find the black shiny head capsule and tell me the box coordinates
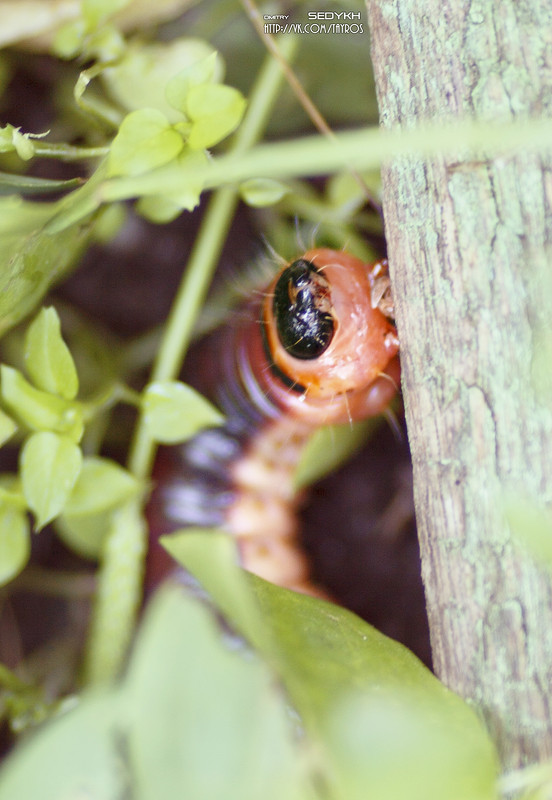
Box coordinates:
[272,259,335,359]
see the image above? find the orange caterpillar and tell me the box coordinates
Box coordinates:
[147,249,400,596]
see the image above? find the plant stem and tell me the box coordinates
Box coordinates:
[128,35,298,480]
[83,37,298,684]
[33,144,110,161]
[101,116,552,204]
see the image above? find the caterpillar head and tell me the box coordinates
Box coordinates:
[261,248,400,424]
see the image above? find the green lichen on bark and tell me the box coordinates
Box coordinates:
[368,0,552,768]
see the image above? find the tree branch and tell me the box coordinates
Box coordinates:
[367,0,552,768]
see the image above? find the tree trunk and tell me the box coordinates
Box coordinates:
[367,0,552,769]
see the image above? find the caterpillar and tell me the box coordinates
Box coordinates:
[146,248,400,597]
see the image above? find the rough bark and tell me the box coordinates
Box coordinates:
[367,0,552,768]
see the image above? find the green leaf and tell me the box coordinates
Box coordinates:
[107,109,184,178]
[142,381,224,444]
[0,409,17,447]
[52,19,86,59]
[105,146,208,218]
[326,689,496,800]
[327,170,372,214]
[0,688,125,800]
[0,501,30,585]
[63,456,140,516]
[186,84,246,149]
[0,366,84,442]
[0,125,47,161]
[86,25,129,64]
[55,509,112,560]
[165,51,220,113]
[124,586,308,800]
[0,172,82,196]
[102,40,220,122]
[240,178,287,207]
[293,419,376,490]
[92,201,127,243]
[0,196,93,336]
[252,588,498,800]
[135,193,184,223]
[24,307,79,399]
[0,590,309,799]
[0,125,17,153]
[0,479,26,510]
[172,534,499,800]
[21,432,83,529]
[161,531,269,652]
[56,455,141,559]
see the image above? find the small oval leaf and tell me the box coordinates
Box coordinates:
[165,51,220,113]
[0,481,26,511]
[240,178,287,207]
[56,510,112,560]
[24,307,79,399]
[108,109,184,178]
[294,419,376,491]
[21,432,83,530]
[136,194,184,224]
[64,456,141,517]
[142,381,224,444]
[103,40,219,122]
[0,366,84,442]
[0,409,17,448]
[0,501,30,585]
[0,196,93,337]
[185,84,246,149]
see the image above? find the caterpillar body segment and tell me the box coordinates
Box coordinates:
[147,249,400,596]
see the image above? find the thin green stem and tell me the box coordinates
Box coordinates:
[84,37,298,684]
[74,64,124,130]
[33,143,110,161]
[128,35,298,481]
[100,116,552,204]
